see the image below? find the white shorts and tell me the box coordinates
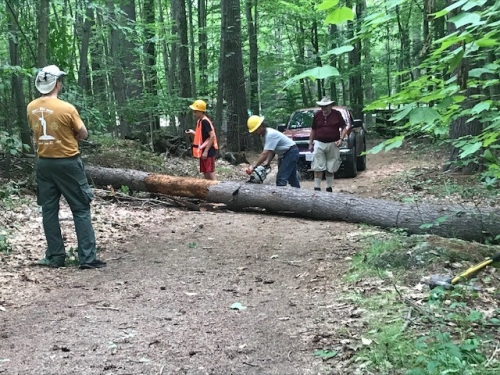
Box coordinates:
[311,141,341,173]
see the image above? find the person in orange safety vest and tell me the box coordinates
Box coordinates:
[185,99,218,180]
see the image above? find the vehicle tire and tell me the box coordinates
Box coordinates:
[356,141,366,171]
[344,150,358,178]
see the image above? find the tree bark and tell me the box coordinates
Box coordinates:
[108,0,146,137]
[77,1,93,93]
[143,0,159,131]
[221,0,249,152]
[172,0,192,132]
[311,19,323,99]
[36,0,49,68]
[198,0,208,97]
[245,0,259,115]
[85,166,500,243]
[7,0,32,154]
[158,0,174,97]
[187,0,197,97]
[444,2,483,174]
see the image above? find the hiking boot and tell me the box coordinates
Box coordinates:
[79,259,107,269]
[314,187,321,191]
[35,258,64,268]
[326,187,333,192]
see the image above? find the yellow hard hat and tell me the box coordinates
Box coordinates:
[247,115,264,133]
[189,99,207,112]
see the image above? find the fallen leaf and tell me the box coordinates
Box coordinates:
[230,302,247,310]
[361,337,373,346]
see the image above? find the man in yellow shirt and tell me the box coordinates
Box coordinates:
[27,65,106,269]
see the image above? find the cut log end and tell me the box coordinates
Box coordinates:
[144,174,218,199]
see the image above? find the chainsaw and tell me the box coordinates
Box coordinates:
[247,165,271,184]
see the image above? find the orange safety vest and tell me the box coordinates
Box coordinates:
[192,116,218,158]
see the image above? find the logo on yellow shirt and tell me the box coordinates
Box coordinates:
[31,107,55,141]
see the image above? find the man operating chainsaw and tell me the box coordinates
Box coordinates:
[246,115,300,188]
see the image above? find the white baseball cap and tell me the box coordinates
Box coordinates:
[35,65,67,94]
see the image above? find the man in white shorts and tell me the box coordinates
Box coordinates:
[308,97,348,192]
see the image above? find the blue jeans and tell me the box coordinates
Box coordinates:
[277,146,300,188]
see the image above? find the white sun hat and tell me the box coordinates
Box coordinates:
[35,65,67,94]
[316,97,334,106]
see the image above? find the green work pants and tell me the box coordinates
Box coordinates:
[36,155,97,266]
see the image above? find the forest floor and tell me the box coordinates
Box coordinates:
[1,137,500,374]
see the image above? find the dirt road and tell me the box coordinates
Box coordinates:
[0,142,450,374]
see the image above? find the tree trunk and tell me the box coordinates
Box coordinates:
[108,0,145,137]
[158,0,174,97]
[444,3,483,174]
[221,0,249,152]
[198,0,208,97]
[36,0,49,68]
[7,0,32,153]
[328,23,339,103]
[296,21,309,106]
[311,19,323,99]
[77,1,93,93]
[143,0,159,131]
[245,0,259,115]
[92,10,116,135]
[349,0,364,119]
[85,166,500,243]
[359,0,372,105]
[172,0,192,131]
[395,3,413,87]
[108,0,130,137]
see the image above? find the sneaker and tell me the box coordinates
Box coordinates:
[314,187,321,191]
[79,259,107,269]
[326,187,333,192]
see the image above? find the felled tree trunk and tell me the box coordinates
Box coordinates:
[85,166,499,243]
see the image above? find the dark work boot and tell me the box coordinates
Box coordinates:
[326,187,333,192]
[314,187,321,191]
[79,259,107,269]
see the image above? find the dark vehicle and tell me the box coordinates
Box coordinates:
[278,106,367,178]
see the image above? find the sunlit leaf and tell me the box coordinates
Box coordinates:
[325,7,354,25]
[463,0,488,11]
[453,95,466,103]
[433,0,468,18]
[449,12,483,28]
[475,36,500,47]
[470,101,491,114]
[368,142,386,154]
[469,68,494,77]
[483,132,499,147]
[390,105,413,122]
[385,136,404,151]
[322,45,354,58]
[409,107,440,125]
[284,65,340,88]
[459,142,482,158]
[448,49,464,73]
[316,0,339,11]
[483,149,498,163]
